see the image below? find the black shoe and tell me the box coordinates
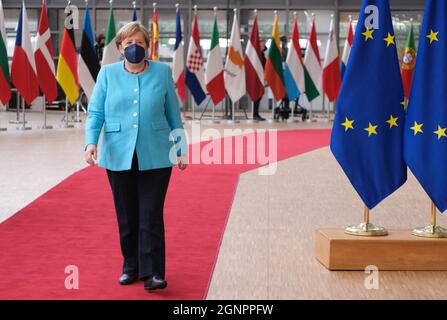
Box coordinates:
[253,115,266,121]
[119,273,138,285]
[144,275,167,291]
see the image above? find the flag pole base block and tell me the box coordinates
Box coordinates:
[412,225,447,238]
[0,128,7,131]
[316,228,447,270]
[41,125,53,130]
[344,222,388,237]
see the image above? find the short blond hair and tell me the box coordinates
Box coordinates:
[115,22,150,49]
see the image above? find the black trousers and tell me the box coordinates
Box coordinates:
[253,97,261,117]
[106,150,172,279]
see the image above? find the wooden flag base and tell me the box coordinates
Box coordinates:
[315,228,447,271]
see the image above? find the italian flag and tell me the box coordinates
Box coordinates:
[205,14,225,105]
[102,6,121,66]
[401,24,416,99]
[304,17,321,102]
[264,13,285,101]
[0,0,11,105]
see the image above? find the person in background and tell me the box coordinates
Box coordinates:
[95,34,105,62]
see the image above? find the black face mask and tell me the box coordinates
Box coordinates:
[124,44,146,64]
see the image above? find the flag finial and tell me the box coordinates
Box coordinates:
[213,7,217,15]
[175,3,179,10]
[193,4,198,15]
[293,11,297,17]
[132,1,136,9]
[254,9,257,15]
[274,10,278,15]
[153,2,156,10]
[109,0,113,6]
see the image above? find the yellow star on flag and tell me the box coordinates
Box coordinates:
[364,122,378,137]
[386,115,398,128]
[362,28,374,41]
[383,33,395,47]
[401,98,408,112]
[427,29,439,44]
[434,126,447,140]
[341,117,354,132]
[411,121,424,135]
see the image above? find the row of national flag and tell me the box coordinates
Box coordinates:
[1,1,416,113]
[331,0,447,215]
[176,9,346,109]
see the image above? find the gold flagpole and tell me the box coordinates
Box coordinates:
[412,201,447,238]
[345,205,388,236]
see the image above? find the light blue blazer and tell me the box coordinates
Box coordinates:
[85,59,187,171]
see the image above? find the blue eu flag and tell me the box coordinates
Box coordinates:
[330,0,407,209]
[404,0,447,212]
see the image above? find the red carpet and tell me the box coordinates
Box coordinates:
[0,129,330,299]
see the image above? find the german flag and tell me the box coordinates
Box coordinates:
[56,9,78,105]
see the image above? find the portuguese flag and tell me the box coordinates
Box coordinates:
[264,13,285,101]
[401,24,416,99]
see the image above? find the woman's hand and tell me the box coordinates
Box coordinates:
[177,156,188,171]
[85,144,98,166]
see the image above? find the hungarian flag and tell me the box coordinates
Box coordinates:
[205,13,225,105]
[185,13,206,105]
[224,10,246,103]
[322,15,341,102]
[56,7,79,105]
[34,0,57,104]
[0,0,11,105]
[102,5,121,66]
[341,19,354,79]
[304,16,321,102]
[264,13,285,101]
[149,6,159,61]
[244,13,265,102]
[11,2,39,105]
[78,3,100,100]
[284,13,305,101]
[172,5,185,102]
[401,24,416,99]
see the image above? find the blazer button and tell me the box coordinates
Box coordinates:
[134,88,138,92]
[133,124,138,128]
[133,100,138,104]
[133,112,138,117]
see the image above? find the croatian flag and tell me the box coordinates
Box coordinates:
[172,5,186,102]
[185,14,206,105]
[11,1,39,105]
[341,19,354,79]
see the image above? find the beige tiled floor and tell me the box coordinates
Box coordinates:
[206,147,447,300]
